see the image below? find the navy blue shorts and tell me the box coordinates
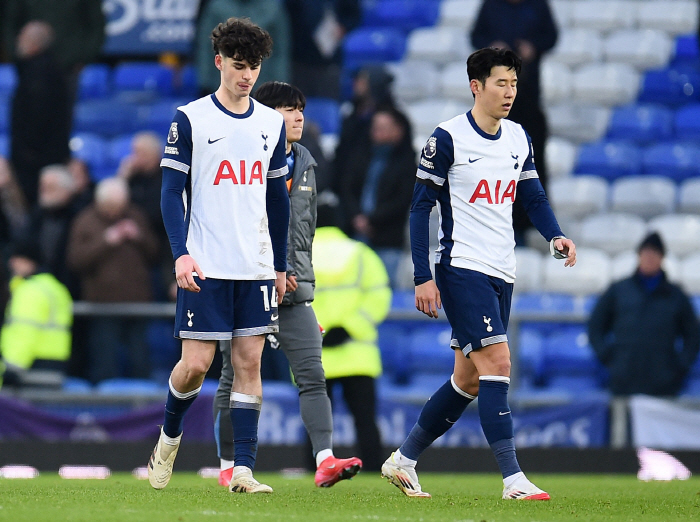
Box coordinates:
[174,278,278,340]
[435,263,513,356]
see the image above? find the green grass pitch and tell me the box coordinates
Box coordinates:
[1,472,699,522]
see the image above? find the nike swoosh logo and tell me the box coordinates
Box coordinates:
[445,418,457,424]
[270,314,278,321]
[208,137,225,144]
[304,302,312,307]
[468,157,483,163]
[499,411,511,416]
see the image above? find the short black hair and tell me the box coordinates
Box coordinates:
[467,47,522,87]
[211,17,273,67]
[253,81,306,110]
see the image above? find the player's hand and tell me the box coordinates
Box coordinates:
[275,271,286,304]
[175,255,205,292]
[554,237,577,267]
[286,274,298,292]
[415,280,442,319]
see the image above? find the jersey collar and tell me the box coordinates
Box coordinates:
[210,93,255,119]
[467,110,501,141]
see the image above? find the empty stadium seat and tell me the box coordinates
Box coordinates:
[514,247,543,293]
[679,253,700,294]
[405,26,470,64]
[546,104,611,143]
[113,62,175,100]
[541,59,572,105]
[440,62,472,101]
[0,105,8,136]
[78,64,111,100]
[362,0,440,30]
[642,142,700,181]
[672,34,699,68]
[0,134,7,157]
[579,213,647,254]
[0,64,17,98]
[108,134,135,170]
[541,326,600,378]
[343,28,406,70]
[177,64,199,99]
[389,61,440,102]
[674,104,700,140]
[610,176,676,219]
[438,0,481,29]
[637,0,699,35]
[607,104,674,143]
[135,98,184,135]
[679,178,700,214]
[517,327,544,387]
[73,99,138,137]
[604,30,673,70]
[649,214,700,256]
[549,175,609,219]
[406,98,469,137]
[62,377,93,393]
[638,67,700,105]
[550,0,573,28]
[69,133,110,176]
[575,141,641,180]
[545,137,578,178]
[542,247,612,295]
[303,97,340,135]
[96,378,163,395]
[573,63,640,106]
[549,28,603,66]
[571,0,633,31]
[408,324,455,374]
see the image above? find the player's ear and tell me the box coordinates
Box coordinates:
[214,54,223,71]
[470,78,480,97]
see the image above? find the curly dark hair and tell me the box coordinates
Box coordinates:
[210,17,273,66]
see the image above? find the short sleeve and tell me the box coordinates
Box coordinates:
[416,127,454,190]
[267,122,289,179]
[160,110,193,174]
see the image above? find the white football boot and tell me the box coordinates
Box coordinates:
[229,471,273,493]
[381,453,431,498]
[148,428,181,490]
[502,475,550,500]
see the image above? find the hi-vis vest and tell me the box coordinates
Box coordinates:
[312,227,391,379]
[0,273,73,369]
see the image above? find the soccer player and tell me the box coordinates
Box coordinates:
[214,81,362,488]
[148,18,290,494]
[381,47,577,500]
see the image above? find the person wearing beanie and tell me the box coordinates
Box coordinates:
[0,239,73,383]
[588,231,700,396]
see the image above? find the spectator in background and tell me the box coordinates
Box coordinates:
[588,232,700,396]
[312,226,392,472]
[66,177,158,383]
[285,0,361,99]
[471,0,558,246]
[24,165,79,298]
[0,240,72,380]
[340,107,416,287]
[0,157,28,253]
[66,157,94,213]
[196,0,290,96]
[9,21,71,206]
[3,0,105,104]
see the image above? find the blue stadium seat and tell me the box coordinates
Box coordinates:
[0,102,9,134]
[343,28,407,70]
[607,104,673,143]
[575,140,641,180]
[541,326,601,380]
[78,64,111,100]
[69,133,109,175]
[0,64,17,98]
[638,67,700,105]
[642,141,700,181]
[674,103,700,139]
[113,62,175,99]
[135,98,183,135]
[303,97,340,135]
[260,380,299,401]
[517,327,544,387]
[362,0,440,31]
[408,323,454,374]
[378,322,411,383]
[73,99,138,137]
[62,377,93,393]
[0,134,7,157]
[108,133,134,170]
[543,375,602,392]
[147,320,179,374]
[178,64,199,99]
[672,34,699,68]
[511,292,576,314]
[391,289,415,311]
[96,378,163,395]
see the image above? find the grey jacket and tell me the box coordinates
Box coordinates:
[282,142,317,305]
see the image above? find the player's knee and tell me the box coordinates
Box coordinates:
[453,373,479,396]
[293,364,325,392]
[181,356,210,378]
[491,359,511,377]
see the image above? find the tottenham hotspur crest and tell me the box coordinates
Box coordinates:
[167,122,179,144]
[423,136,437,159]
[483,316,493,332]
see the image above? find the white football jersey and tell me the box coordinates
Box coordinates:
[417,111,537,283]
[160,95,287,280]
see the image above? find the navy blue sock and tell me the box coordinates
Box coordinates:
[399,376,475,460]
[163,378,201,438]
[230,392,262,470]
[478,376,521,479]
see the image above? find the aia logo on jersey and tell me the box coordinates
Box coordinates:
[214,160,264,185]
[469,179,516,204]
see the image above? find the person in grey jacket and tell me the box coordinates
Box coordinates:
[214,81,362,488]
[588,232,700,396]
